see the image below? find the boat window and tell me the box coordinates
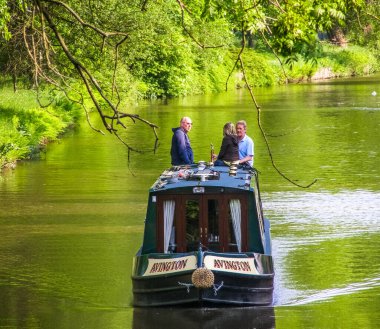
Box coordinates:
[158,194,246,253]
[228,199,241,252]
[163,200,176,253]
[207,199,220,252]
[185,199,200,251]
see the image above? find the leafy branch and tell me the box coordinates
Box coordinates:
[22,0,159,154]
[178,0,317,188]
[175,0,225,49]
[236,32,317,188]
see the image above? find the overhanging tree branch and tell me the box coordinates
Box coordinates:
[176,0,317,188]
[44,0,129,38]
[175,0,224,49]
[236,28,317,189]
[28,0,159,154]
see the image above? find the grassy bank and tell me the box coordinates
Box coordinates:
[0,86,81,170]
[240,44,379,87]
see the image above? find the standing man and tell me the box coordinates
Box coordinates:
[236,120,254,167]
[171,116,194,165]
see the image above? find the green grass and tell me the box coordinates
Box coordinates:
[281,44,379,82]
[236,44,379,86]
[0,85,81,169]
[319,44,379,76]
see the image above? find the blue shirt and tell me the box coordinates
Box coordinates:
[238,135,254,167]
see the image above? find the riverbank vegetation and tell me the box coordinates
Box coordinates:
[1,1,380,170]
[0,85,80,169]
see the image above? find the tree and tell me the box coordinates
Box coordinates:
[176,0,366,188]
[344,0,380,50]
[0,0,369,158]
[0,1,234,154]
[1,0,163,154]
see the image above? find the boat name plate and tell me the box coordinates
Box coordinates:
[204,255,258,275]
[143,255,197,276]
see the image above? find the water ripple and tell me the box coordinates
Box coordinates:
[281,276,380,306]
[264,190,380,234]
[265,189,380,306]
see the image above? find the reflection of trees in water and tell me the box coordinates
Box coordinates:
[186,200,199,243]
[133,306,276,329]
[208,200,219,238]
[186,200,199,220]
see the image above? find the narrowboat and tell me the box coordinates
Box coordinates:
[132,162,274,307]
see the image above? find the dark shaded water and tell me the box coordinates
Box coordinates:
[1,75,380,328]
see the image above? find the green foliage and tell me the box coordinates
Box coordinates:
[0,0,379,165]
[1,0,377,102]
[284,57,319,81]
[0,85,81,168]
[320,45,379,76]
[0,0,22,40]
[0,117,30,166]
[185,0,356,56]
[239,50,284,87]
[344,0,380,52]
[235,44,379,85]
[2,0,369,100]
[118,1,233,98]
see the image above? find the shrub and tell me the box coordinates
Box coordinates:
[0,86,81,169]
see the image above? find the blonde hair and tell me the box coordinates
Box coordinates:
[223,122,236,136]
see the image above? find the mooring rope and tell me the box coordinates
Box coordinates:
[178,281,194,293]
[213,281,224,296]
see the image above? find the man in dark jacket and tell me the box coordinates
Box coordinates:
[171,117,194,165]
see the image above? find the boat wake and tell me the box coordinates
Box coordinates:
[265,190,380,307]
[263,190,380,236]
[279,276,380,306]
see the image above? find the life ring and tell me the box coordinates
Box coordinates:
[191,268,214,288]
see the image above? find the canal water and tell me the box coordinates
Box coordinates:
[0,75,379,328]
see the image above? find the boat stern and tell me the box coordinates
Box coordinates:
[132,251,274,307]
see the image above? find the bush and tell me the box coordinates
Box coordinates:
[238,50,285,87]
[314,44,379,78]
[0,86,81,169]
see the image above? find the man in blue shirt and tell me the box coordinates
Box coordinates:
[236,120,254,167]
[171,117,194,165]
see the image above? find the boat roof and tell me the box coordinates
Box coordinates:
[150,162,257,193]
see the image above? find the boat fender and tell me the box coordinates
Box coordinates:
[191,268,214,288]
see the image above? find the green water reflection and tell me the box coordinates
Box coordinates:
[1,74,380,328]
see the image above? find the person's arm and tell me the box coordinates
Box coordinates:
[239,155,253,164]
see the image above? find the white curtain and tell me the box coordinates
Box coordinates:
[229,199,241,252]
[164,200,175,253]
